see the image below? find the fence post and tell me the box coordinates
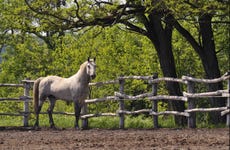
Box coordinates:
[118,77,125,129]
[81,103,88,129]
[23,79,30,127]
[227,72,230,127]
[187,77,196,128]
[151,73,158,128]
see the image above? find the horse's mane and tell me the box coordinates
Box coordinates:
[80,61,88,70]
[80,59,94,70]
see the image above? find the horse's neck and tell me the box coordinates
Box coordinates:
[69,66,90,85]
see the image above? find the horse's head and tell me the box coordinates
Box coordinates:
[86,57,96,80]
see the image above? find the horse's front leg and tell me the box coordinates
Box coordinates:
[74,101,81,129]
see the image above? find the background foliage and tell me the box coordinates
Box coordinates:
[0,0,229,127]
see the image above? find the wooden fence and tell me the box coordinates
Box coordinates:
[0,72,229,128]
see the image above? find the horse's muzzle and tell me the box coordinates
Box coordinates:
[91,74,96,79]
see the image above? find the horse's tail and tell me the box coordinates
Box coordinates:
[33,77,43,113]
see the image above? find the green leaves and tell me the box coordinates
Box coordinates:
[0,0,229,126]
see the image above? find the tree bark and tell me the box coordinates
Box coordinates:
[199,14,225,123]
[173,14,225,124]
[143,12,186,125]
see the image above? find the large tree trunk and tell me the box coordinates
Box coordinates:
[173,14,225,124]
[198,14,225,124]
[144,12,186,125]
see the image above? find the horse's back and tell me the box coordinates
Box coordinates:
[38,73,90,103]
[39,76,72,100]
[39,76,65,88]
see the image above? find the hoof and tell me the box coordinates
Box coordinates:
[33,126,40,131]
[50,125,57,130]
[75,126,81,130]
[81,127,88,130]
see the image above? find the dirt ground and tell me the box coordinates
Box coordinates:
[0,127,229,150]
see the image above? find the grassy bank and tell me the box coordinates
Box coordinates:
[1,114,226,129]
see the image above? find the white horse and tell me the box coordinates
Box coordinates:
[33,58,96,129]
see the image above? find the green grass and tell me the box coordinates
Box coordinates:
[0,115,153,128]
[0,116,22,126]
[158,115,176,128]
[0,114,227,129]
[196,122,227,128]
[89,116,119,129]
[37,115,76,128]
[89,115,153,129]
[124,115,153,128]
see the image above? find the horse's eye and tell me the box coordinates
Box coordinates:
[87,65,90,68]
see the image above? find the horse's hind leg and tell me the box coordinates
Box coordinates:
[34,106,42,128]
[34,96,45,128]
[47,96,56,129]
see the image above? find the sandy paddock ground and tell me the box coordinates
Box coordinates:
[0,127,229,150]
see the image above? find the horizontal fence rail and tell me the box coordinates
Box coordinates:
[0,83,24,87]
[0,71,229,128]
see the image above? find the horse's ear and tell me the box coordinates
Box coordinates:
[88,57,90,62]
[94,57,96,62]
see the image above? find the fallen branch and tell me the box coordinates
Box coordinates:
[81,113,117,119]
[117,109,151,115]
[148,95,187,102]
[118,76,152,80]
[0,83,24,87]
[183,90,228,98]
[186,107,227,113]
[221,109,230,116]
[182,74,230,83]
[115,92,153,100]
[149,77,186,84]
[150,111,190,117]
[85,96,116,103]
[89,80,119,87]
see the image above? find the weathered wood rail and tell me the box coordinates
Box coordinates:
[0,71,229,128]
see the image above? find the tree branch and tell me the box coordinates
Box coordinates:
[94,0,113,5]
[120,20,147,36]
[112,0,130,25]
[172,17,203,54]
[74,0,84,22]
[24,0,148,37]
[24,0,71,23]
